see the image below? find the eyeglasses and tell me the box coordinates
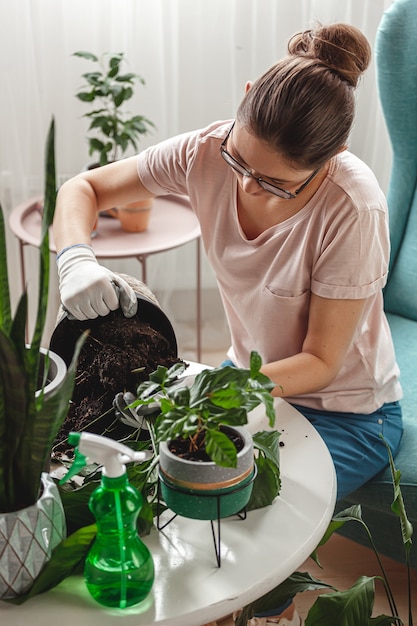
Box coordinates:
[220,122,319,199]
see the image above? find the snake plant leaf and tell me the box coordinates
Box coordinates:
[0,118,86,512]
[0,328,30,510]
[31,118,56,356]
[24,335,86,506]
[0,205,12,333]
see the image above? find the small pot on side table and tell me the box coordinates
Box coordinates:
[116,199,153,233]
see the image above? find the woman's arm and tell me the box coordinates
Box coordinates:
[261,293,368,397]
[53,156,154,320]
[54,156,153,251]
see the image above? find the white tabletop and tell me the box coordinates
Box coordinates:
[1,364,336,625]
[8,194,201,259]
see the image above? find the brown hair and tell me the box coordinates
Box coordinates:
[236,23,371,169]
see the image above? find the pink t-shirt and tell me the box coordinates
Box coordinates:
[137,120,402,413]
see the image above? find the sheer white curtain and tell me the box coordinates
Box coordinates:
[0,0,393,348]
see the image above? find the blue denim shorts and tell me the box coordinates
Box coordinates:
[290,401,403,500]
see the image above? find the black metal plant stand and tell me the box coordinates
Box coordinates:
[156,465,257,567]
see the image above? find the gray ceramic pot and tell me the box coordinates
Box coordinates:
[158,426,255,520]
[0,473,66,599]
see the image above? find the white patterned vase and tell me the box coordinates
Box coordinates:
[0,473,66,599]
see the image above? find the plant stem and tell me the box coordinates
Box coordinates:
[361,522,400,619]
[407,561,413,626]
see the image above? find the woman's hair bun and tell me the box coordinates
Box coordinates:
[288,23,371,87]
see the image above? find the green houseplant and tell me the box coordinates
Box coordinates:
[74,50,156,232]
[74,50,155,167]
[0,119,84,599]
[128,352,281,520]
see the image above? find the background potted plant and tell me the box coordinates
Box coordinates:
[129,352,281,521]
[74,50,155,232]
[0,119,84,599]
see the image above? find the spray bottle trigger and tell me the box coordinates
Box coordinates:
[59,446,88,485]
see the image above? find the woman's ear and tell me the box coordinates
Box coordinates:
[245,81,253,93]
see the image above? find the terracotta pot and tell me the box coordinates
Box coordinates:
[158,426,255,520]
[0,473,66,599]
[116,199,153,233]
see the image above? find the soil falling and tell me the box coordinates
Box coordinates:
[50,307,184,455]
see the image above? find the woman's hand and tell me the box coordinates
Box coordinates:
[57,245,138,320]
[53,156,154,320]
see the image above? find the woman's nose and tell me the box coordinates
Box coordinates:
[241,173,261,195]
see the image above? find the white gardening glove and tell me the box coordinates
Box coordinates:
[57,245,138,321]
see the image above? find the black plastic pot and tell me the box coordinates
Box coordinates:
[49,292,178,367]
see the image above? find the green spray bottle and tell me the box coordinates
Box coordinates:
[61,431,154,608]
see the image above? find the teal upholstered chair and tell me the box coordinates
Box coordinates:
[335,0,417,567]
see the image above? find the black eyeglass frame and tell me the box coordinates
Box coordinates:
[220,122,319,199]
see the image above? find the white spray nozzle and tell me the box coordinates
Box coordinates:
[67,432,148,479]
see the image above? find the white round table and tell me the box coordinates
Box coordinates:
[1,362,336,625]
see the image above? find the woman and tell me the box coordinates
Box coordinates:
[54,23,403,625]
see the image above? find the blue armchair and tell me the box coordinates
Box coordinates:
[335,0,417,567]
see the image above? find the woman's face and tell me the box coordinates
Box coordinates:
[225,122,318,199]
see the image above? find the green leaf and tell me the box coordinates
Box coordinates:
[59,480,97,534]
[252,430,280,466]
[73,51,98,62]
[81,71,103,86]
[209,384,244,409]
[116,72,140,83]
[73,50,154,162]
[310,505,364,566]
[319,505,364,547]
[235,572,335,626]
[246,453,280,510]
[206,407,248,428]
[246,430,281,510]
[368,617,404,625]
[305,576,376,626]
[76,91,95,102]
[205,428,237,467]
[381,435,413,555]
[0,204,12,333]
[0,119,83,512]
[172,386,190,407]
[109,53,123,70]
[136,497,154,537]
[114,86,133,107]
[249,350,262,376]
